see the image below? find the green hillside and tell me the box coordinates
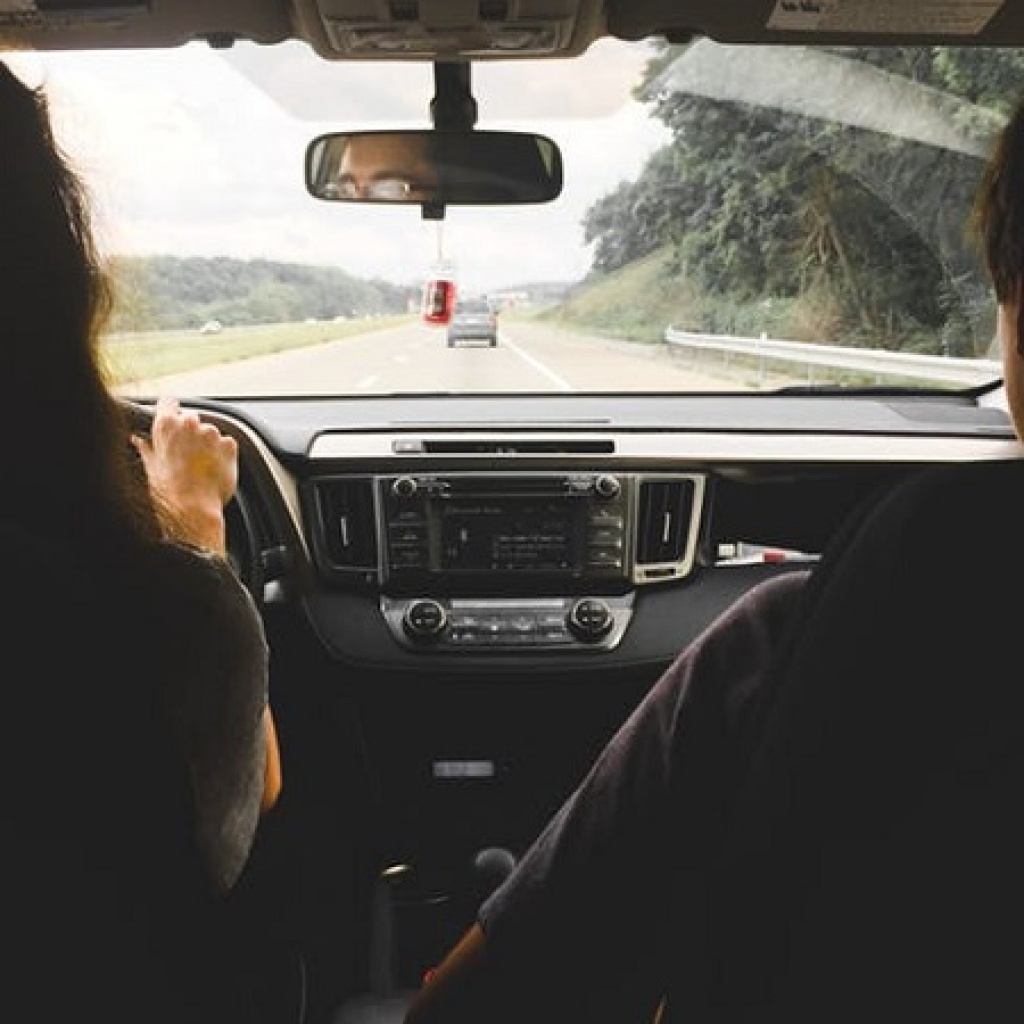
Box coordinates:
[531,247,805,346]
[108,255,417,333]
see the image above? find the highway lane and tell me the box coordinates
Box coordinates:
[118,318,752,397]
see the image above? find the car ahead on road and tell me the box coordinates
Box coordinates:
[446,297,498,347]
[8,3,1024,1023]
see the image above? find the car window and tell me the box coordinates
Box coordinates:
[2,39,1008,399]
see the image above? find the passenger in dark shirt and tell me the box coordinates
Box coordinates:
[405,571,809,1024]
[404,93,1024,1024]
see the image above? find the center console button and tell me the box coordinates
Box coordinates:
[567,598,614,641]
[403,599,447,640]
[391,476,419,498]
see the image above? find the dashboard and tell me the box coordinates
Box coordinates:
[210,389,1019,666]
[183,388,1021,1013]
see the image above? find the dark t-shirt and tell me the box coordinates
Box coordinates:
[2,525,270,1023]
[476,569,810,1021]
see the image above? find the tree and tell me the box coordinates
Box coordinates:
[580,42,1024,355]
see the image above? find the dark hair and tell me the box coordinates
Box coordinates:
[0,60,161,554]
[972,100,1024,304]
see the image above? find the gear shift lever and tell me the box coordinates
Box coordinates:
[471,847,517,904]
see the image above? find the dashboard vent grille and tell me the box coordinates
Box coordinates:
[389,1,417,21]
[394,438,615,454]
[313,478,377,571]
[479,1,509,20]
[636,478,695,566]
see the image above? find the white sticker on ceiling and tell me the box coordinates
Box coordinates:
[767,0,1001,35]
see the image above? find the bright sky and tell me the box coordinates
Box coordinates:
[5,38,670,295]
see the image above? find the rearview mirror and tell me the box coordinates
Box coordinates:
[305,130,563,206]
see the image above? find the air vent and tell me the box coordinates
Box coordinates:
[312,478,378,572]
[389,0,416,21]
[393,438,615,455]
[479,0,509,20]
[636,478,695,566]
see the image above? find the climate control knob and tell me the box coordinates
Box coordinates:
[391,476,419,498]
[402,599,447,641]
[567,598,614,641]
[594,474,621,499]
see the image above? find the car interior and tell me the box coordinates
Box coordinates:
[5,1,1024,1022]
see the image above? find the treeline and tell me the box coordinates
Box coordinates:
[580,45,1024,358]
[107,255,415,332]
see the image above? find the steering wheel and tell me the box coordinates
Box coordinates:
[121,398,264,601]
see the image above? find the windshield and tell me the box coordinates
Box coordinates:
[4,38,1010,398]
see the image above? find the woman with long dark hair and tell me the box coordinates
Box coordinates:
[0,58,282,1021]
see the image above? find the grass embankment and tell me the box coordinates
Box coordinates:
[511,249,812,387]
[527,250,697,344]
[513,248,972,389]
[103,315,413,386]
[524,247,816,343]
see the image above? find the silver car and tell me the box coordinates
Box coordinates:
[446,297,498,347]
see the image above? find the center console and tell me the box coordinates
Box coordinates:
[304,469,705,652]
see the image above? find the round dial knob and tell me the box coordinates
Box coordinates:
[567,598,614,641]
[402,599,447,641]
[594,474,621,499]
[391,476,418,498]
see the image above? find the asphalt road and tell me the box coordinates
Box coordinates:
[118,319,751,397]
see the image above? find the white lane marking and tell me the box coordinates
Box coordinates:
[500,333,574,392]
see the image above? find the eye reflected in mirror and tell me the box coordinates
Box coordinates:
[305,130,563,206]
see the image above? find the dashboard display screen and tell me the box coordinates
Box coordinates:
[439,498,574,572]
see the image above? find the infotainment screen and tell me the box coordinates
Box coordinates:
[439,498,574,572]
[377,472,631,590]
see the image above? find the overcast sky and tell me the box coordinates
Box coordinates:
[8,38,669,295]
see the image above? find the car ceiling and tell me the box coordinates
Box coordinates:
[3,0,1024,61]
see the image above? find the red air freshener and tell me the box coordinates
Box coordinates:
[422,278,456,325]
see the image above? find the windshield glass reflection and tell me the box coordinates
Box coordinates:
[3,38,1007,398]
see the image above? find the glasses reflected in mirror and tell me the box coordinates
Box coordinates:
[305,130,563,206]
[324,132,440,202]
[331,177,428,201]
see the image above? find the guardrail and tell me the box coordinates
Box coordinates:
[663,327,1002,387]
